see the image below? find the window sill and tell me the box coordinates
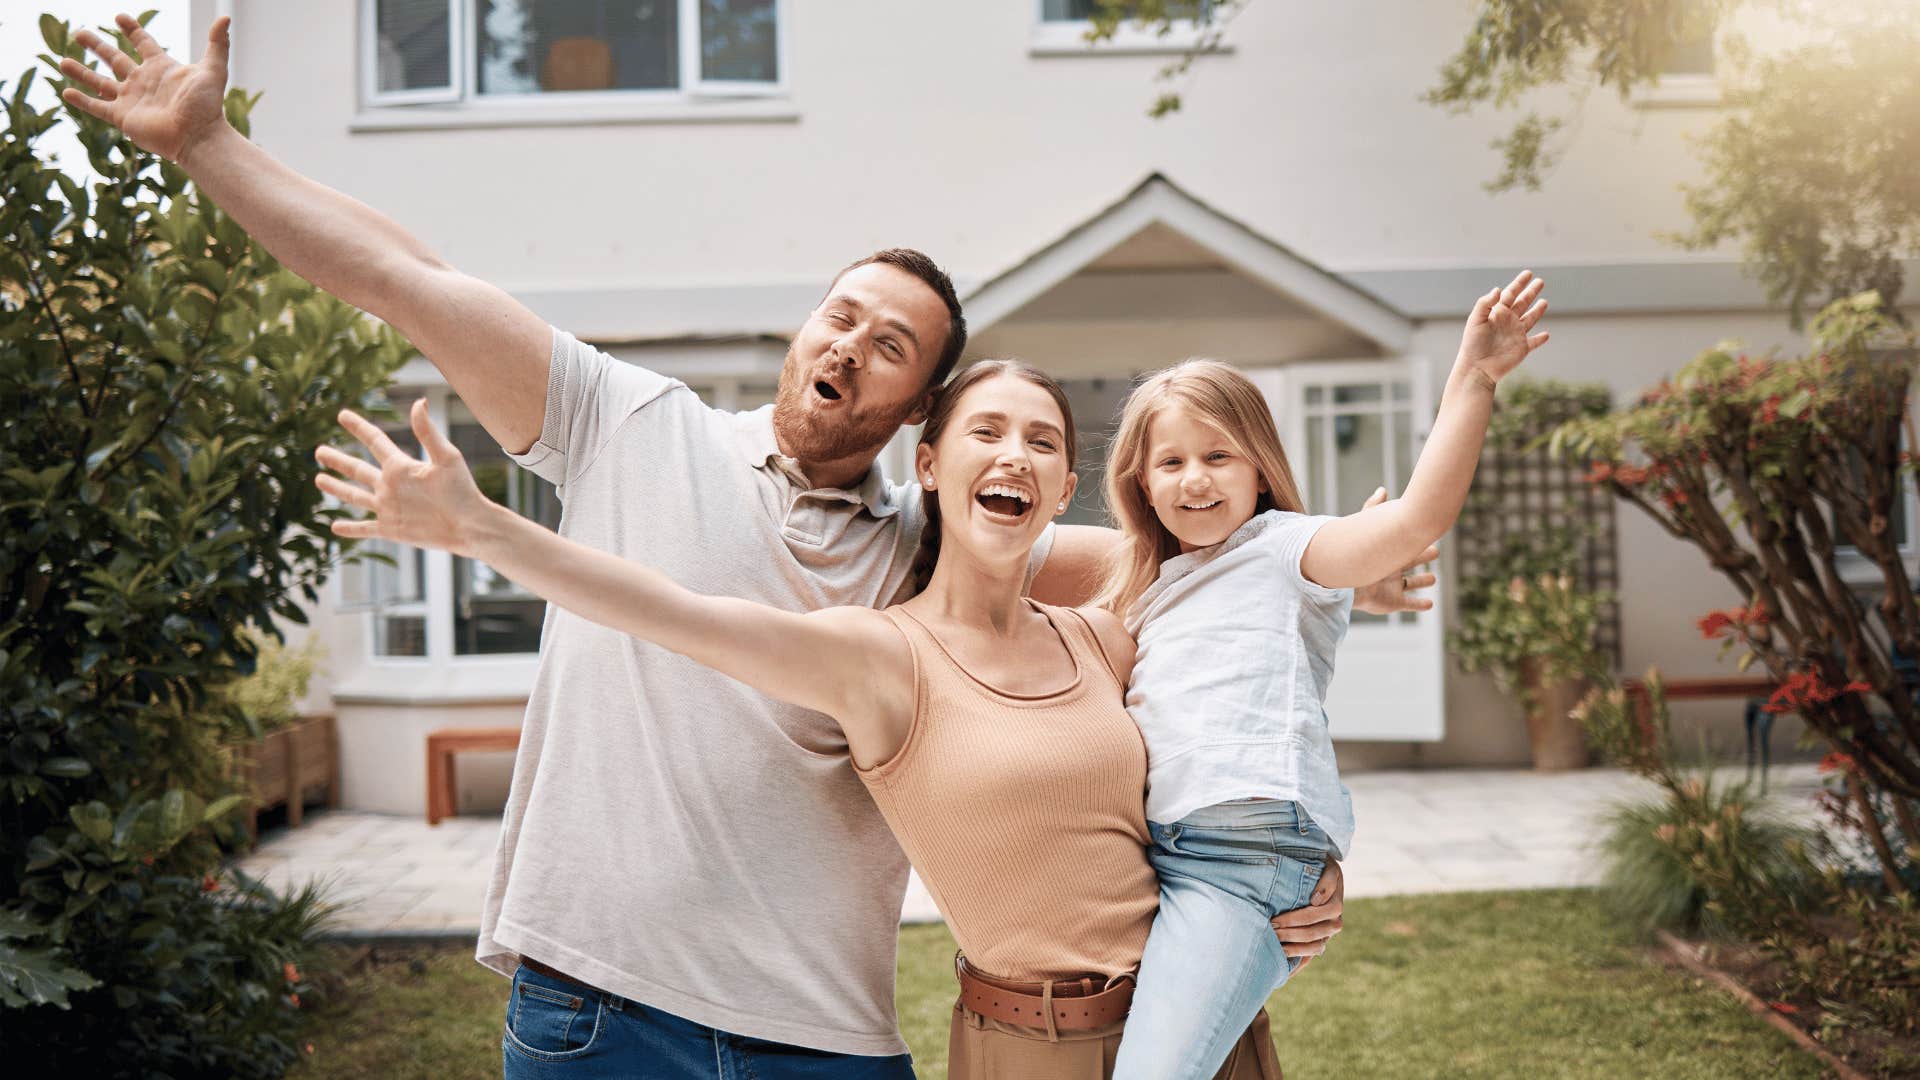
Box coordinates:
[1632,75,1720,110]
[1028,21,1227,58]
[332,656,539,705]
[350,98,801,133]
[1836,549,1918,590]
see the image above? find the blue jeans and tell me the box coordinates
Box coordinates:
[1110,800,1333,1080]
[501,963,917,1078]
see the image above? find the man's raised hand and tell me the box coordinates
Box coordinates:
[315,400,493,558]
[60,13,232,164]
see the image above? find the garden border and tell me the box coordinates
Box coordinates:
[1655,931,1867,1080]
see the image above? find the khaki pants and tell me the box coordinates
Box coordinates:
[947,999,1282,1080]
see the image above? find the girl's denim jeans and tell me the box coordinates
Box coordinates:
[1111,799,1333,1080]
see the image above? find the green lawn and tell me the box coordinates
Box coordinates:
[289,890,1821,1080]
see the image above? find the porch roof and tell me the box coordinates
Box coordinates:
[961,173,1414,354]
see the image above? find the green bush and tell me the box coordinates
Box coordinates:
[1576,676,1817,937]
[217,630,321,737]
[1596,776,1813,938]
[1,15,405,1075]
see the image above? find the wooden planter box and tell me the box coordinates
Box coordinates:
[235,713,339,841]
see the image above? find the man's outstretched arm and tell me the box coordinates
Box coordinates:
[61,14,551,453]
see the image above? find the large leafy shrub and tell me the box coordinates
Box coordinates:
[2,15,404,1074]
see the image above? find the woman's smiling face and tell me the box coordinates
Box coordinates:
[916,373,1077,566]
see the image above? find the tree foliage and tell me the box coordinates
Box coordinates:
[1082,0,1249,117]
[1,14,405,1073]
[1426,0,1920,322]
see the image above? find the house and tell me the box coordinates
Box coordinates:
[185,0,1916,814]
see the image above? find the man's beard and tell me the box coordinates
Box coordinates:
[770,360,917,469]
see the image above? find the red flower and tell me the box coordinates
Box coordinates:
[284,962,301,984]
[1697,603,1767,641]
[1757,395,1782,425]
[1818,751,1856,775]
[1765,670,1874,714]
[201,874,220,893]
[1585,462,1615,485]
[1614,465,1652,487]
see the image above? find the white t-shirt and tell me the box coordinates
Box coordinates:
[479,329,1051,1055]
[1123,509,1355,858]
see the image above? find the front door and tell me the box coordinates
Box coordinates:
[1246,361,1446,741]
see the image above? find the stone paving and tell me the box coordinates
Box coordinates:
[233,763,1825,939]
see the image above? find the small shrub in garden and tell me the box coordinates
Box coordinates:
[1575,676,1816,937]
[2,15,404,1075]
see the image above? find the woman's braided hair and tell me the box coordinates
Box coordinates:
[907,360,1079,595]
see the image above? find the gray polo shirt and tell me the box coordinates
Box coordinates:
[480,329,1050,1055]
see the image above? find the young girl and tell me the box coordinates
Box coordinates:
[1104,271,1550,1080]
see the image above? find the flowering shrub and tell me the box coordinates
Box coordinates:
[1552,294,1919,894]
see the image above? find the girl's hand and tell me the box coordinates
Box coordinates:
[1456,269,1550,389]
[316,400,494,557]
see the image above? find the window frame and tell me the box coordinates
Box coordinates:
[359,0,789,113]
[362,0,466,107]
[1029,0,1221,57]
[330,366,782,696]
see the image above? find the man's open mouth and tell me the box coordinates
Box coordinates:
[976,484,1034,519]
[813,380,843,401]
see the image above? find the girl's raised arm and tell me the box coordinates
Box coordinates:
[1300,270,1549,590]
[315,402,910,759]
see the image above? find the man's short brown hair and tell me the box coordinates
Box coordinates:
[830,248,967,389]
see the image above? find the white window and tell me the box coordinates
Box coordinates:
[1031,0,1219,56]
[339,377,775,666]
[362,0,785,109]
[1635,19,1718,108]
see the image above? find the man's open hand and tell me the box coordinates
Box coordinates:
[60,13,232,164]
[1352,487,1438,615]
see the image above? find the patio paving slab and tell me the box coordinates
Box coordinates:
[232,763,1825,938]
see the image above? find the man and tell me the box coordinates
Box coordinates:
[61,15,1433,1075]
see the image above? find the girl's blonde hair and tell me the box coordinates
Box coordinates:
[1095,359,1306,613]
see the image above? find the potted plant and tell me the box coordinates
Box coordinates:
[1454,562,1610,770]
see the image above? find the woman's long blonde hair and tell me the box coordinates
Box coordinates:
[1095,359,1306,614]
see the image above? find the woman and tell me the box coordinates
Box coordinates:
[318,360,1282,1077]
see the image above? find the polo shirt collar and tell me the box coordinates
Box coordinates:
[733,406,904,519]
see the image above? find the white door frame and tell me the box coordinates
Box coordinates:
[1249,357,1447,742]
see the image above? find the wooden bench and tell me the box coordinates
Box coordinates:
[1622,676,1782,786]
[426,727,521,825]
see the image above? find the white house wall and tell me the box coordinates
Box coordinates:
[210,1,1728,305]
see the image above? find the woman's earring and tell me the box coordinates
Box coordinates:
[924,476,935,490]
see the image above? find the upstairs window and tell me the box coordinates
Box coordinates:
[364,0,783,107]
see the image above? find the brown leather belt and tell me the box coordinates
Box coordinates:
[520,956,596,994]
[954,953,1134,1033]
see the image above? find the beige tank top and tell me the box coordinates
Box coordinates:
[857,601,1158,982]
